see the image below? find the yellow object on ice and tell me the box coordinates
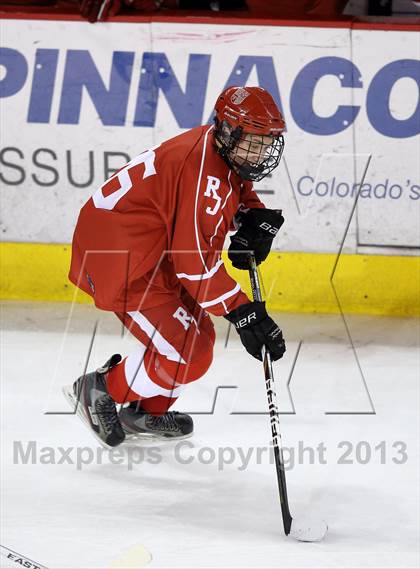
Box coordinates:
[109,544,152,569]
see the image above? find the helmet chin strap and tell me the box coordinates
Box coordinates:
[228,138,267,181]
[234,161,265,182]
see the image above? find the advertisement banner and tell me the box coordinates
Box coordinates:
[1,19,419,253]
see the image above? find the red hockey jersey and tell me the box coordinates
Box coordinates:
[69,125,265,317]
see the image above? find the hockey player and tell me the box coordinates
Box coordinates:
[65,86,286,447]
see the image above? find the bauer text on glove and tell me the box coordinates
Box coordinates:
[225,301,286,361]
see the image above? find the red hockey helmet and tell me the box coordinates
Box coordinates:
[213,86,285,182]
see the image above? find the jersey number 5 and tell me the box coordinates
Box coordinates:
[92,146,159,210]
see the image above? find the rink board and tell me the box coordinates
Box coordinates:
[0,18,419,315]
[1,241,419,316]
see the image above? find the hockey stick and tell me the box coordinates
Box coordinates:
[0,544,48,569]
[248,255,328,542]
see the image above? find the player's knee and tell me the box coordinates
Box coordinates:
[159,334,214,385]
[181,337,214,384]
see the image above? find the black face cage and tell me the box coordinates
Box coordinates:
[214,119,284,182]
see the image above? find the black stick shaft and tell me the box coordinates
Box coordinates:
[248,256,293,535]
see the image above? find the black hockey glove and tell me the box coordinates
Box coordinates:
[228,208,284,270]
[225,301,286,362]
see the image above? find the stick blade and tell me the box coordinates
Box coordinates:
[289,517,328,542]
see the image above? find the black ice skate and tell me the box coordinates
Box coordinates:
[119,402,193,441]
[63,354,125,448]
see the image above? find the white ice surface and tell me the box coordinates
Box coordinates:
[1,302,419,569]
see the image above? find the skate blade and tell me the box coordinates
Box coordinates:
[62,385,118,450]
[123,431,194,444]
